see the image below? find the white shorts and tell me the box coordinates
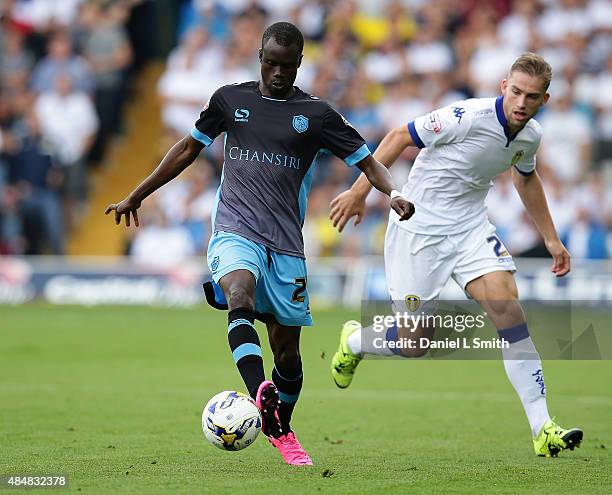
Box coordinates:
[384,218,516,302]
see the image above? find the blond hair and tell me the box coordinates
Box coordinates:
[510,52,552,90]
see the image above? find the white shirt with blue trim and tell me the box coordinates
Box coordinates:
[397,96,542,236]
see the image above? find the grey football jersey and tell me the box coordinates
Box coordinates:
[191,81,370,257]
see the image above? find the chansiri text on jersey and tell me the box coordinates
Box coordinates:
[228,146,301,170]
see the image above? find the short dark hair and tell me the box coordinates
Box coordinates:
[261,22,304,53]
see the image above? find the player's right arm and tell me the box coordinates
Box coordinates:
[105,135,204,226]
[106,87,227,226]
[330,125,415,232]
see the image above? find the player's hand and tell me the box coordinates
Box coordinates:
[330,190,366,232]
[391,196,415,222]
[545,238,570,277]
[105,196,141,227]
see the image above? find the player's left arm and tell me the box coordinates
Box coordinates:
[321,104,414,231]
[330,125,416,232]
[511,168,570,277]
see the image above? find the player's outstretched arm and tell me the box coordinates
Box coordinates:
[351,125,416,199]
[105,135,204,226]
[330,154,414,232]
[511,168,571,277]
[330,126,415,232]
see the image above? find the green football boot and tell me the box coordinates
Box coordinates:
[331,320,362,389]
[533,419,583,457]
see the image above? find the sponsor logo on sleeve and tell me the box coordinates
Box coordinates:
[422,113,442,133]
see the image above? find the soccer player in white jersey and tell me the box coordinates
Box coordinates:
[329,53,583,457]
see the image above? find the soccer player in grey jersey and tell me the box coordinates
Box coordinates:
[106,22,414,465]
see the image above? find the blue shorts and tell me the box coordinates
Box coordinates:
[207,231,313,327]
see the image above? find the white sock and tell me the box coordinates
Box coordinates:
[500,331,551,437]
[350,323,398,357]
[347,326,362,355]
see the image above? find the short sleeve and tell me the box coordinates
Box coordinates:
[513,132,541,176]
[191,88,226,146]
[320,106,370,167]
[407,101,472,149]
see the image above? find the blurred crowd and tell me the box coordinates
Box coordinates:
[143,0,612,264]
[2,0,611,262]
[0,0,153,254]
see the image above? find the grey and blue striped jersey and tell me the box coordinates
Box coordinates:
[191,81,370,258]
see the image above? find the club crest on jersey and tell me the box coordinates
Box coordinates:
[234,108,250,122]
[511,150,525,166]
[423,112,442,133]
[292,115,309,133]
[405,294,421,312]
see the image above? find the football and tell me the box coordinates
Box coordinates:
[202,391,262,451]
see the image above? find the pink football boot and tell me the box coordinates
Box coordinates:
[255,381,313,465]
[268,432,313,466]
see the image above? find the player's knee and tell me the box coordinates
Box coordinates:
[226,285,255,311]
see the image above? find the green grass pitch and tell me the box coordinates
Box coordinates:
[1,305,611,494]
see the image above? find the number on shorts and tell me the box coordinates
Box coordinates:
[292,278,306,303]
[486,235,504,257]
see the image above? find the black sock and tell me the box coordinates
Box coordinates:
[272,364,303,432]
[227,308,264,399]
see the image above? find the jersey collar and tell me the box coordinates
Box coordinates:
[495,95,521,147]
[256,82,299,101]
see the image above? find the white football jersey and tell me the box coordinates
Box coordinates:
[395,96,542,236]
